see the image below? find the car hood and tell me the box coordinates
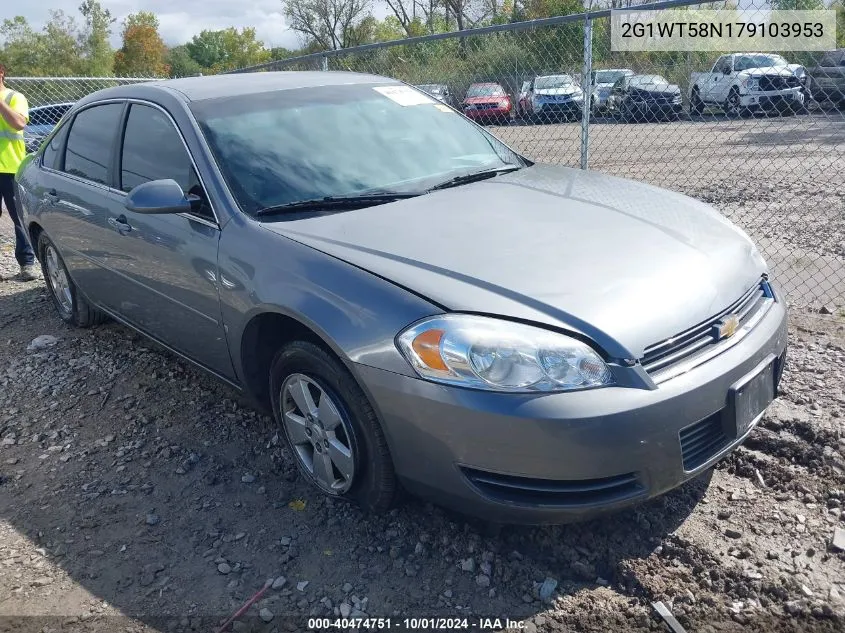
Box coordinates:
[535,86,581,97]
[742,67,796,78]
[263,165,767,359]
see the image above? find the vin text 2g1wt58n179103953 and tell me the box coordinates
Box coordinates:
[15,72,787,524]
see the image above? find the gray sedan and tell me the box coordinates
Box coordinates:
[15,72,787,524]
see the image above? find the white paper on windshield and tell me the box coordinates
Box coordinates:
[373,86,435,106]
[434,104,453,113]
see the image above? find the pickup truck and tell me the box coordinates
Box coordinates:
[689,53,807,116]
[806,49,845,107]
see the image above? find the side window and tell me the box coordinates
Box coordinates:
[42,122,70,171]
[63,103,123,185]
[120,104,214,220]
[714,57,730,74]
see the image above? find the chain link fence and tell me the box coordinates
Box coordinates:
[7,0,845,309]
[7,77,155,153]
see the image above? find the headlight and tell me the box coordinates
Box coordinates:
[396,314,614,392]
[744,78,759,91]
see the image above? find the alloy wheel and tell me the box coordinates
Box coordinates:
[45,245,72,316]
[281,373,355,494]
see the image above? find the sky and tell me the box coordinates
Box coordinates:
[9,0,327,50]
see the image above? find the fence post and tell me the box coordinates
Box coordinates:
[321,56,328,71]
[580,17,593,171]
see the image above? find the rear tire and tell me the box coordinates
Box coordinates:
[269,341,398,513]
[37,233,106,328]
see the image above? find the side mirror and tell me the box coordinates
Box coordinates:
[125,179,202,214]
[722,66,731,75]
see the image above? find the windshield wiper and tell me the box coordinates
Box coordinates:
[427,165,522,192]
[253,192,421,218]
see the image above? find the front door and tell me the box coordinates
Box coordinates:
[98,102,234,379]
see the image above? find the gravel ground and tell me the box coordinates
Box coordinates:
[1,115,844,633]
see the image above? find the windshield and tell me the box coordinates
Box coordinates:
[592,70,627,84]
[466,84,505,97]
[734,54,788,71]
[534,75,574,89]
[629,75,669,88]
[191,84,521,215]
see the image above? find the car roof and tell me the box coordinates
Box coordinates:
[76,71,400,106]
[469,82,502,86]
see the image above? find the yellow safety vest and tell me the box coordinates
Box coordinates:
[0,89,28,174]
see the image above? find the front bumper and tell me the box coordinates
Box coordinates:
[535,100,583,114]
[356,299,787,524]
[741,88,803,109]
[626,100,683,117]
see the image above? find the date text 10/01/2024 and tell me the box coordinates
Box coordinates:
[307,618,527,630]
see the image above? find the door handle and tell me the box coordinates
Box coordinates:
[108,214,133,235]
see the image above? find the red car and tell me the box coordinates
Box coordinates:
[461,82,512,125]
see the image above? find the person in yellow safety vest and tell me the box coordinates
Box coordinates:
[0,62,37,281]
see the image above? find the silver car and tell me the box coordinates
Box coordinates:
[16,72,787,524]
[591,68,634,115]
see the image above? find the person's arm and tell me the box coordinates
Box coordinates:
[0,98,26,131]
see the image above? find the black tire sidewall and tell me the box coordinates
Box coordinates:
[269,341,396,512]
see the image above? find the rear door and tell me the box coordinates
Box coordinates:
[97,101,233,378]
[37,102,126,296]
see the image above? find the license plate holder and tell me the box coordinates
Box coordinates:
[727,356,776,438]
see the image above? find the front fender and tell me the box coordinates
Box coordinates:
[217,216,443,384]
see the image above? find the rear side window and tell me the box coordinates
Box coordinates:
[120,103,214,220]
[42,123,69,171]
[63,103,123,185]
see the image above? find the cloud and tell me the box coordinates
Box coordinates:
[14,0,303,49]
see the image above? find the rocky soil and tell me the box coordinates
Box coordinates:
[1,215,844,633]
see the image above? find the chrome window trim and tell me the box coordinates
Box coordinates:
[40,97,221,228]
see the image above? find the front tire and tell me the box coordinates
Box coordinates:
[269,341,398,513]
[724,88,743,117]
[38,233,106,328]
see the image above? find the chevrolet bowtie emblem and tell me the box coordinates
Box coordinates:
[715,314,740,340]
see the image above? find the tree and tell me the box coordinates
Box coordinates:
[113,12,169,77]
[769,0,823,8]
[185,30,227,69]
[40,11,83,75]
[185,28,270,73]
[78,0,114,75]
[166,45,203,77]
[281,0,373,50]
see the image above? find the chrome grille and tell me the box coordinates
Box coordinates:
[642,278,773,381]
